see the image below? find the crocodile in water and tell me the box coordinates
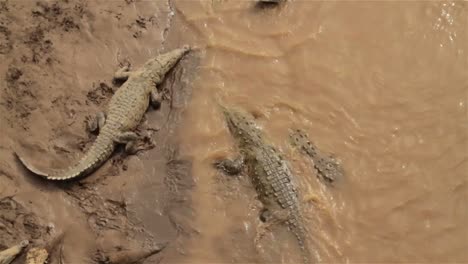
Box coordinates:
[289,128,344,184]
[16,46,190,181]
[215,106,315,263]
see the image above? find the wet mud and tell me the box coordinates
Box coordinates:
[0,0,197,263]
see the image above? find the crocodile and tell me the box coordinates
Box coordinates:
[0,240,29,264]
[289,128,344,184]
[15,46,190,181]
[215,106,315,264]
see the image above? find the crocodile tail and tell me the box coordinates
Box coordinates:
[291,226,311,264]
[16,133,115,181]
[289,214,317,264]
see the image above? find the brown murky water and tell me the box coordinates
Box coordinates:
[175,1,468,263]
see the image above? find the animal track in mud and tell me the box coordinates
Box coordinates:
[23,26,54,64]
[2,66,39,128]
[0,197,49,249]
[63,185,133,232]
[0,0,93,130]
[0,25,11,54]
[31,1,87,32]
[0,1,11,55]
[86,82,115,106]
[127,15,156,39]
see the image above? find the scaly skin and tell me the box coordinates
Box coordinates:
[0,240,29,264]
[289,128,344,184]
[16,46,190,180]
[25,248,48,264]
[215,106,314,264]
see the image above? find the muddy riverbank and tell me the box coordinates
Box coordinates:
[0,0,198,263]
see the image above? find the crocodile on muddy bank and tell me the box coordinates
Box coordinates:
[15,46,190,181]
[214,106,317,264]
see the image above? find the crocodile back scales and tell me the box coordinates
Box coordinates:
[222,106,313,263]
[249,145,311,261]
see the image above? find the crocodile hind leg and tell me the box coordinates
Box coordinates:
[115,132,155,154]
[214,156,244,175]
[115,132,141,154]
[254,207,290,248]
[87,112,106,133]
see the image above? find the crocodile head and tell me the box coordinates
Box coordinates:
[221,106,263,147]
[143,46,191,87]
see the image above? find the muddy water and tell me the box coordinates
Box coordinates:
[175,1,468,263]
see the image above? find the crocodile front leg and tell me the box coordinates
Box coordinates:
[214,156,244,175]
[87,112,106,133]
[150,89,162,109]
[115,131,140,154]
[114,65,132,81]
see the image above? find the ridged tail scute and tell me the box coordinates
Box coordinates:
[289,214,317,264]
[16,133,115,181]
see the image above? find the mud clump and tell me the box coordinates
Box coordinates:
[23,26,54,64]
[127,15,160,39]
[64,186,130,232]
[5,67,23,83]
[0,25,11,54]
[0,1,8,12]
[0,197,48,249]
[86,82,115,106]
[3,66,38,125]
[31,2,63,18]
[0,0,90,126]
[0,0,12,55]
[31,1,84,32]
[3,0,89,64]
